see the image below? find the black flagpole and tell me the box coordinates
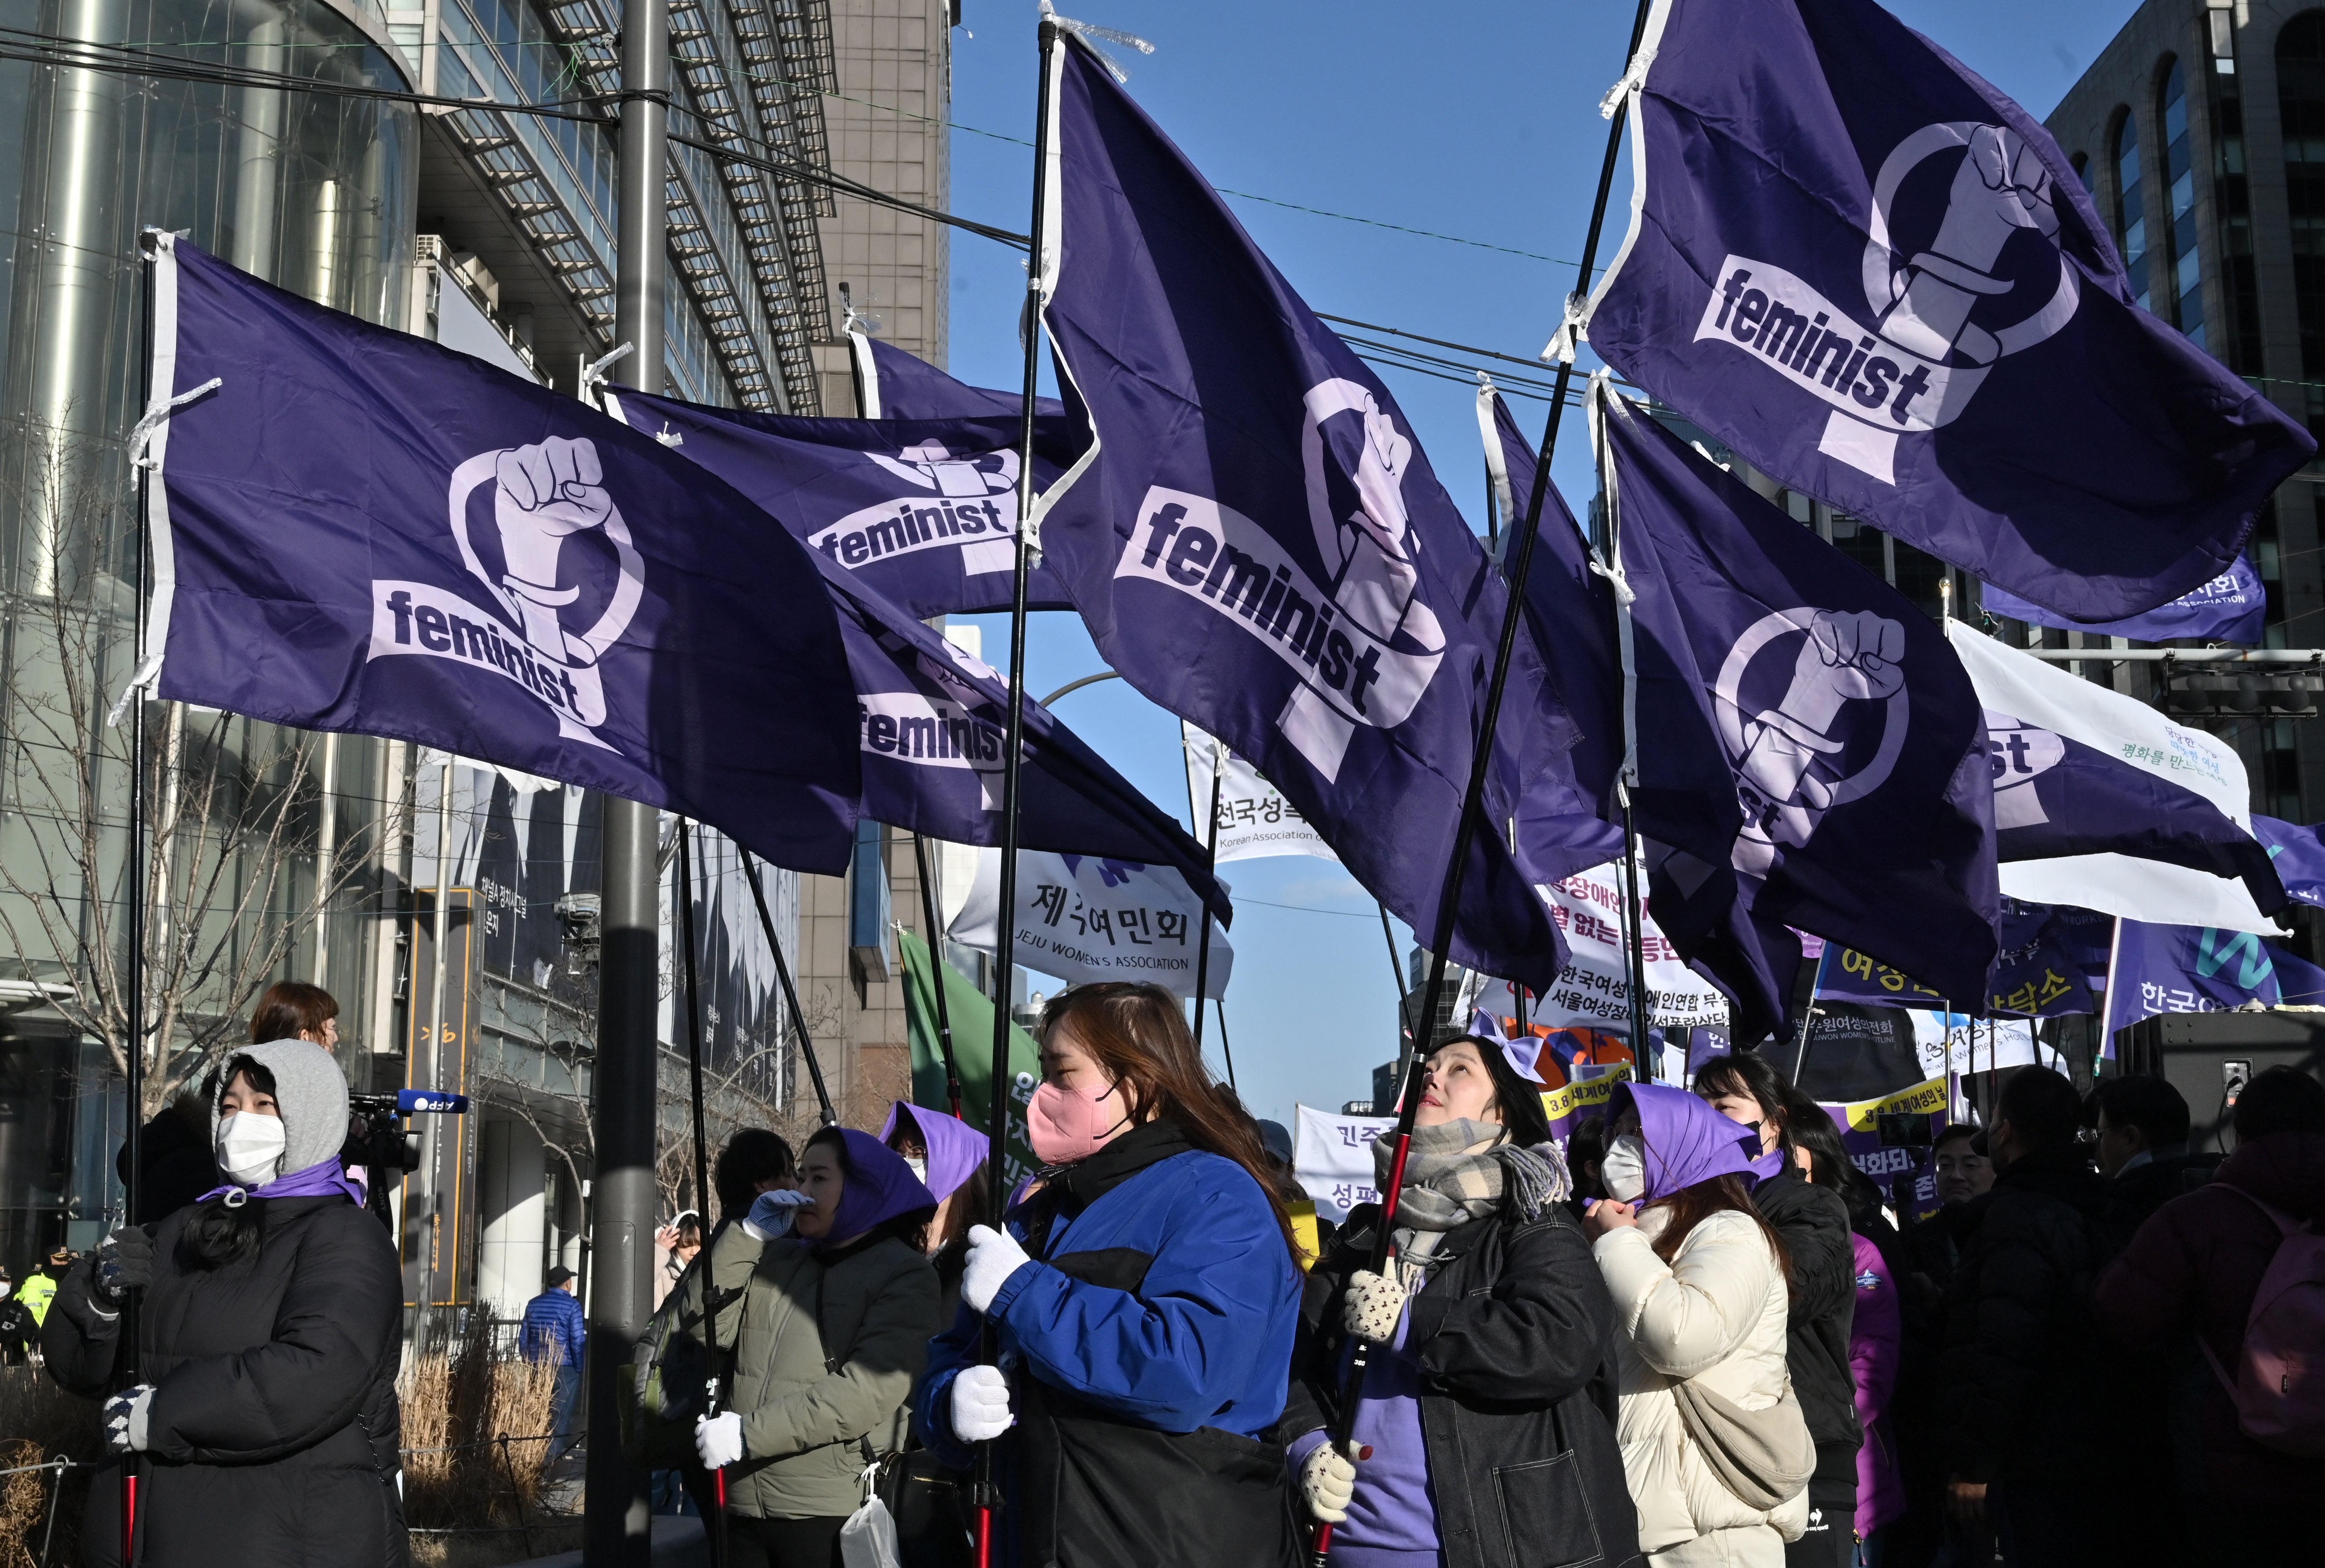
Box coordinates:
[1311,3,1654,1560]
[974,19,1058,1568]
[1380,905,1413,1105]
[913,834,966,1117]
[738,851,836,1126]
[1191,738,1223,1056]
[674,824,726,1567]
[1616,812,1652,1068]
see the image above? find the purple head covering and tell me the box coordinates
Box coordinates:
[879,1101,987,1204]
[1616,1082,1785,1204]
[819,1127,937,1250]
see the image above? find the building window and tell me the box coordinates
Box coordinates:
[2280,12,2325,447]
[2161,59,2205,346]
[2211,39,2263,371]
[2113,109,2149,311]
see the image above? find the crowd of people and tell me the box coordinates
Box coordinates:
[17,972,2325,1568]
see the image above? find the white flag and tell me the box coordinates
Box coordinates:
[1181,722,1339,865]
[949,847,1231,998]
[1293,1103,1392,1222]
[1947,626,2282,935]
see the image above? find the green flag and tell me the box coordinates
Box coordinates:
[898,928,1042,1188]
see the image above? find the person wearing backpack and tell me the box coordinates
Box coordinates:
[2093,1065,2325,1567]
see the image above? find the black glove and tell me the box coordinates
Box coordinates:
[94,1226,156,1303]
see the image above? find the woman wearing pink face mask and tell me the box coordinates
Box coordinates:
[912,982,1304,1568]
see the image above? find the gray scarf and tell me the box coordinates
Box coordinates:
[1375,1119,1572,1283]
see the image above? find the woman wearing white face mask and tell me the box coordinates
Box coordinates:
[1583,1082,1813,1565]
[1282,1035,1639,1568]
[42,1040,406,1568]
[913,982,1303,1568]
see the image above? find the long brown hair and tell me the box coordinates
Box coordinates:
[1040,983,1299,1258]
[1648,1173,1793,1284]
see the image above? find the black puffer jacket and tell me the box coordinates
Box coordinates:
[1753,1165,1861,1497]
[1285,1202,1641,1568]
[44,1194,406,1568]
[1937,1148,2127,1486]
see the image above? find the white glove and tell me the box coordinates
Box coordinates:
[960,1224,1033,1314]
[104,1384,155,1454]
[694,1411,745,1469]
[950,1363,1015,1442]
[1342,1269,1406,1343]
[1299,1439,1364,1524]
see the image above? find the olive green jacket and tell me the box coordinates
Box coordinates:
[689,1220,941,1519]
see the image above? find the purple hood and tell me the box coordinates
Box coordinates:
[823,1127,938,1250]
[880,1101,987,1204]
[1618,1082,1784,1203]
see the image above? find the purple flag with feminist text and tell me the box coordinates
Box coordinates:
[1032,35,1620,988]
[1582,0,2312,622]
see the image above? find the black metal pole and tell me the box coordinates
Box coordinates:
[913,833,966,1117]
[1191,744,1223,1056]
[674,824,725,1568]
[974,22,1058,1568]
[1380,905,1413,1108]
[1311,6,1651,1559]
[1616,797,1652,1069]
[121,234,156,1568]
[738,852,836,1126]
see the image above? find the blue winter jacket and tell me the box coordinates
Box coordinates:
[916,1122,1303,1565]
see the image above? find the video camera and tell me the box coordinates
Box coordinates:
[346,1091,470,1221]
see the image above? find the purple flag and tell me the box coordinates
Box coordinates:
[141,238,862,873]
[822,562,1226,919]
[848,329,1066,423]
[1980,556,2267,645]
[1582,0,2314,622]
[2103,919,2281,1050]
[2254,815,2325,909]
[1032,37,1619,987]
[604,387,1077,617]
[1811,897,2091,1017]
[1603,387,1999,1044]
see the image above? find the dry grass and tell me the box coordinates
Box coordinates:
[398,1315,573,1563]
[0,1365,102,1568]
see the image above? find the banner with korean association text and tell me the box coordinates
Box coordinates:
[1293,1104,1393,1222]
[949,847,1231,998]
[1527,858,1728,1033]
[1822,1075,1950,1223]
[1540,1062,1635,1142]
[1182,722,1338,864]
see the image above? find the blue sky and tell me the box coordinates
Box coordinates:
[929,0,2142,1127]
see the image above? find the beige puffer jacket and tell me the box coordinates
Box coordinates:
[695,1221,941,1519]
[1593,1206,1810,1565]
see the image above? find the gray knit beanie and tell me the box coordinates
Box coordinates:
[211,1039,351,1179]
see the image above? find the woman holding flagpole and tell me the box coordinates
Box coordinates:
[1286,1033,1637,1568]
[913,982,1302,1567]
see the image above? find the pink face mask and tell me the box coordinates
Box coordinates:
[1028,1077,1129,1166]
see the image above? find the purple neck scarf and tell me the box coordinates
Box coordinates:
[1619,1083,1785,1203]
[199,1155,365,1208]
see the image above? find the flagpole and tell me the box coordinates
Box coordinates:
[1313,5,1651,1561]
[674,824,725,1568]
[1791,951,1826,1082]
[1616,812,1651,1071]
[1380,905,1414,1106]
[1192,738,1223,1054]
[912,834,966,1118]
[121,232,158,1568]
[975,19,1059,1568]
[739,852,837,1126]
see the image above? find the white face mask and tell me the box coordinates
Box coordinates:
[216,1112,288,1188]
[1601,1134,1649,1204]
[903,1156,928,1187]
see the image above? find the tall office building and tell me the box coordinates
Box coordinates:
[0,0,961,1295]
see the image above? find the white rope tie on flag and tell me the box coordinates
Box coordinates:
[1589,555,1636,606]
[127,379,222,472]
[1600,44,1658,118]
[1543,291,1590,366]
[1039,0,1153,81]
[579,342,634,408]
[104,653,163,729]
